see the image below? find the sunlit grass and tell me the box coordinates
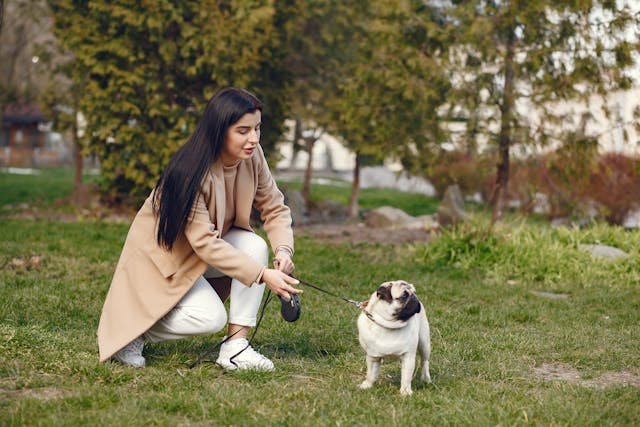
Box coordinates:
[1,171,639,425]
[0,167,98,207]
[278,178,439,216]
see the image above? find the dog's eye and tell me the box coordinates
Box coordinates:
[400,291,409,300]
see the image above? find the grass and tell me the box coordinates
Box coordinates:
[278,179,440,216]
[0,168,98,207]
[1,169,639,426]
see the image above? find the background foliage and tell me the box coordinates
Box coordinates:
[1,1,637,222]
[49,0,290,204]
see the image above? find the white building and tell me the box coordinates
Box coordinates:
[277,85,640,176]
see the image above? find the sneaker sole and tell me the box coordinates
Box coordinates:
[113,357,146,368]
[216,359,274,372]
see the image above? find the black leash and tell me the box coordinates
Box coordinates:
[294,277,364,309]
[189,277,364,369]
[296,277,398,329]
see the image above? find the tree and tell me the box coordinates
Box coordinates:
[326,0,449,217]
[432,1,640,222]
[279,0,359,204]
[0,0,5,35]
[49,0,291,205]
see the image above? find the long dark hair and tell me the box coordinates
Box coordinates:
[153,87,263,250]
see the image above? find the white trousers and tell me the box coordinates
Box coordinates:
[144,228,268,343]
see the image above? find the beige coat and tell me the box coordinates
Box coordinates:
[97,145,293,361]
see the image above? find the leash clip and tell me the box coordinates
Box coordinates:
[348,299,364,309]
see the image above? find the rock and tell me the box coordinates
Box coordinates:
[578,244,630,261]
[364,206,436,230]
[415,215,439,231]
[347,166,436,196]
[435,185,469,227]
[365,206,414,229]
[550,217,593,229]
[623,208,640,229]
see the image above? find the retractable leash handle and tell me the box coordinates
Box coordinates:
[273,259,302,322]
[279,293,301,322]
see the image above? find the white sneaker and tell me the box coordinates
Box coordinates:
[216,338,275,371]
[113,336,145,367]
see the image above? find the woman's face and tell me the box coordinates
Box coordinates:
[220,110,261,165]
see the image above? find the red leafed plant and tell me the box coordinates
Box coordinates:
[584,153,640,225]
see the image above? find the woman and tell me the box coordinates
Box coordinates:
[98,87,301,371]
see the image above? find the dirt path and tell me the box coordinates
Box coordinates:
[295,223,433,244]
[4,205,433,245]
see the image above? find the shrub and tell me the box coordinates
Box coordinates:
[505,151,640,224]
[583,153,640,225]
[501,158,546,215]
[427,151,493,197]
[51,2,289,206]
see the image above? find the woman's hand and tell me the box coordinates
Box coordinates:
[274,250,295,275]
[261,268,301,301]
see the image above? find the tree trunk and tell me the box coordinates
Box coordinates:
[301,138,314,203]
[348,152,361,218]
[73,131,83,189]
[0,0,4,142]
[491,27,516,223]
[0,0,5,35]
[290,116,302,170]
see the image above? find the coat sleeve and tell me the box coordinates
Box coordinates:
[184,183,265,286]
[253,145,294,255]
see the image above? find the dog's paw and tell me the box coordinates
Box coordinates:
[421,370,432,383]
[358,381,373,390]
[399,386,413,396]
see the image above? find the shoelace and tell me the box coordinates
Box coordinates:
[190,291,274,368]
[231,344,272,368]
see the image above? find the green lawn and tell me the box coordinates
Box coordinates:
[1,170,639,426]
[278,178,440,216]
[0,168,99,207]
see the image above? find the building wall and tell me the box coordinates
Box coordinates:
[277,87,640,176]
[519,87,640,156]
[0,125,71,167]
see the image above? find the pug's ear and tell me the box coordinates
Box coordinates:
[376,285,393,303]
[397,280,416,292]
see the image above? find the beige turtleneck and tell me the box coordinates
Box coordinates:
[222,161,240,236]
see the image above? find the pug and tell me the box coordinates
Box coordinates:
[357,280,431,396]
